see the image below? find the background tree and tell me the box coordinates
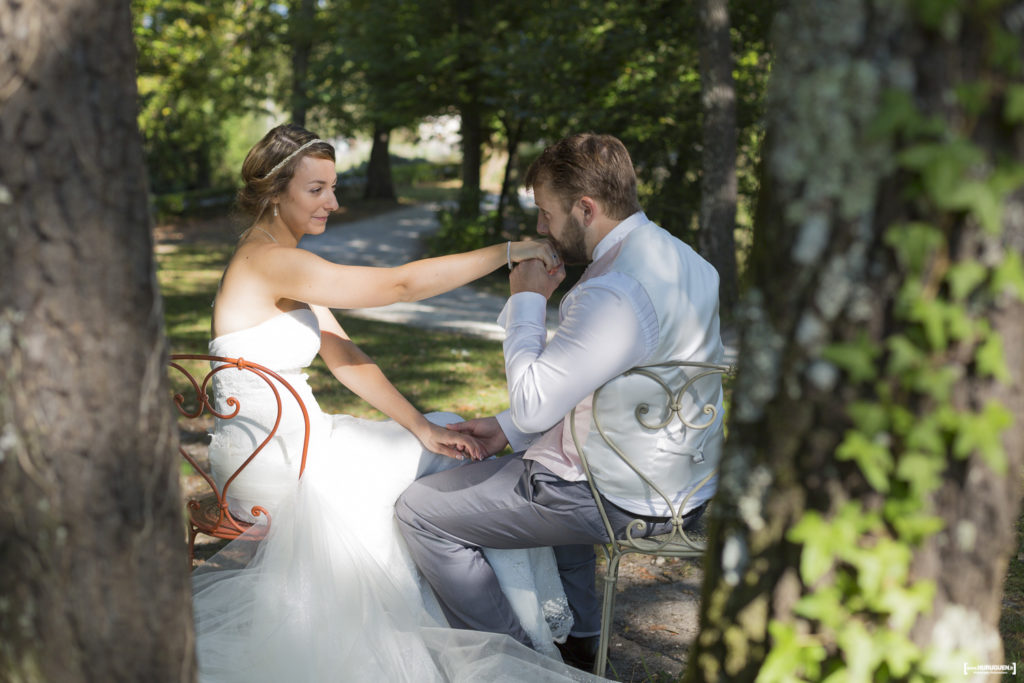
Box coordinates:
[0,1,192,681]
[689,1,1024,680]
[287,0,317,127]
[336,0,451,201]
[133,0,279,192]
[698,0,740,319]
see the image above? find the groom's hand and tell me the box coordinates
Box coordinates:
[510,259,565,299]
[420,423,487,461]
[447,417,509,456]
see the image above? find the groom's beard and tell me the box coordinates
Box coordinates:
[550,213,589,266]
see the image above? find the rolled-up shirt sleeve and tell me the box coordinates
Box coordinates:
[498,275,657,437]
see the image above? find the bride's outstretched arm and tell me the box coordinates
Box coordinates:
[312,306,485,461]
[260,240,559,311]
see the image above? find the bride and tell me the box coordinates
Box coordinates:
[191,124,602,682]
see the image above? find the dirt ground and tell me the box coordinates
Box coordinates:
[595,535,705,681]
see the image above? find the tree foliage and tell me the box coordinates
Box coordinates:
[132,1,772,255]
[133,0,281,192]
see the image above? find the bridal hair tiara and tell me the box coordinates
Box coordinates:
[264,138,325,178]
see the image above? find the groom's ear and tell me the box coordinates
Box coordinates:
[578,196,598,226]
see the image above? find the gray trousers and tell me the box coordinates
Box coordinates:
[395,454,692,648]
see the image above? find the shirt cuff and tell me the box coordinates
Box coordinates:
[496,409,539,452]
[497,292,548,331]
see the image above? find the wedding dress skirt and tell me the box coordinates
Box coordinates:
[193,309,593,682]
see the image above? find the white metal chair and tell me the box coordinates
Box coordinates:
[569,360,731,677]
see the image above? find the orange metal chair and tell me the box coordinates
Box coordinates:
[169,354,311,564]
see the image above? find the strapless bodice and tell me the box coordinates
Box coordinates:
[206,309,327,521]
[209,309,320,371]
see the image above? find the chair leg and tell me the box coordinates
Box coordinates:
[187,526,198,566]
[594,551,622,677]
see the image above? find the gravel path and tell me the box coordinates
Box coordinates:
[300,203,560,340]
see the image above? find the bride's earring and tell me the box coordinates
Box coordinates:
[273,204,279,217]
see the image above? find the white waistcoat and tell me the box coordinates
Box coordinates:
[530,220,724,517]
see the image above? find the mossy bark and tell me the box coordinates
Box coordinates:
[688,1,1024,680]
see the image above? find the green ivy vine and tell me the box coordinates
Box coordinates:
[759,1,1024,680]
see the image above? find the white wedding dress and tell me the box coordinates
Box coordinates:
[192,309,596,682]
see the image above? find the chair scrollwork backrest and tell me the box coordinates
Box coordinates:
[570,360,731,555]
[169,354,311,561]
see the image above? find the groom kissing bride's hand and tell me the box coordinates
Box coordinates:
[398,132,725,673]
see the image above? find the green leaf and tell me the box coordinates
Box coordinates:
[1005,84,1024,124]
[976,330,1010,382]
[788,511,834,585]
[911,365,957,403]
[886,335,927,379]
[852,537,911,597]
[822,336,880,384]
[761,621,828,683]
[906,297,948,352]
[870,89,944,139]
[877,628,927,676]
[835,619,879,681]
[943,301,974,342]
[952,402,1012,473]
[954,81,991,116]
[884,223,944,274]
[836,431,893,493]
[895,451,946,497]
[940,179,1003,234]
[875,580,936,634]
[911,0,962,37]
[889,508,946,544]
[794,587,846,630]
[991,250,1024,301]
[847,401,889,437]
[945,261,988,301]
[897,141,983,204]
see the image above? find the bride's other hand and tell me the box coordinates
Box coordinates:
[446,417,509,456]
[418,422,486,461]
[510,239,560,272]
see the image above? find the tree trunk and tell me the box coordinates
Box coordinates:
[698,0,740,321]
[492,117,524,240]
[688,2,1024,680]
[455,0,483,220]
[0,2,193,681]
[289,0,316,127]
[458,102,484,220]
[364,123,396,200]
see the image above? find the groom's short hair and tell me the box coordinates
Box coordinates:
[524,133,642,220]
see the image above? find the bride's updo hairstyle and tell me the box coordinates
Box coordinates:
[237,124,336,220]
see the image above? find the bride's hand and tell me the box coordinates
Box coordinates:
[417,422,486,461]
[446,417,508,456]
[509,239,560,272]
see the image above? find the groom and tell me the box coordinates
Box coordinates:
[396,133,724,669]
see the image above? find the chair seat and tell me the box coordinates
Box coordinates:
[186,492,270,543]
[615,532,706,556]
